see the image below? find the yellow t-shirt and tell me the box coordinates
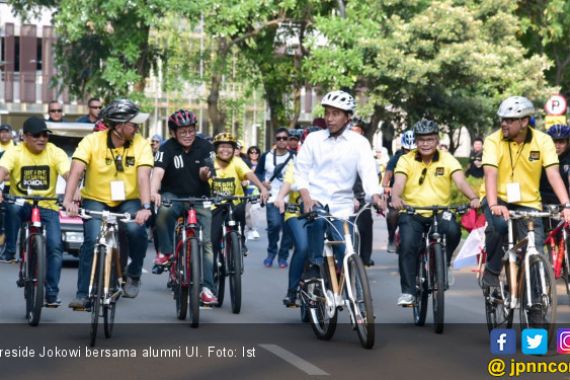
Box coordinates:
[0,141,15,186]
[480,127,558,209]
[0,142,69,210]
[283,162,301,221]
[210,157,251,203]
[394,150,463,216]
[72,130,154,207]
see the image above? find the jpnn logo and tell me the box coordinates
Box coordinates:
[491,329,516,355]
[522,329,548,355]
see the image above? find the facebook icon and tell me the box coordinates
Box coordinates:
[491,329,516,355]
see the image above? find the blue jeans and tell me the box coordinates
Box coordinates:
[266,203,293,260]
[286,216,309,292]
[6,203,62,298]
[155,192,214,290]
[76,199,148,298]
[397,213,460,294]
[482,198,545,274]
[306,206,350,267]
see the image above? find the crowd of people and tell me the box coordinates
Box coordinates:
[0,92,569,327]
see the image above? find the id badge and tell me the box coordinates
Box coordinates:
[110,180,126,201]
[506,182,521,203]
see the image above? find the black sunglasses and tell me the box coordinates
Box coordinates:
[275,136,288,141]
[115,155,124,172]
[49,109,62,113]
[31,132,49,139]
[419,168,427,185]
[90,106,103,110]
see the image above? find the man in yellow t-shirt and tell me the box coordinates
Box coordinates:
[481,96,570,288]
[208,133,268,290]
[63,99,154,309]
[391,119,479,306]
[0,123,16,193]
[0,117,70,306]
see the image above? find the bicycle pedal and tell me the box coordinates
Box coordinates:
[71,306,90,312]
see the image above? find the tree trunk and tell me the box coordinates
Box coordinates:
[208,38,230,135]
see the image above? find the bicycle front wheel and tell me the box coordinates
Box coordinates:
[483,265,513,332]
[188,237,201,328]
[174,247,189,321]
[228,231,242,314]
[25,234,45,327]
[346,254,375,349]
[432,243,445,334]
[214,246,226,308]
[413,253,428,326]
[90,246,105,347]
[307,267,337,340]
[518,254,557,342]
[104,248,120,338]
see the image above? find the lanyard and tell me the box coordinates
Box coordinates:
[507,141,525,179]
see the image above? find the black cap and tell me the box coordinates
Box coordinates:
[0,124,12,132]
[23,117,52,135]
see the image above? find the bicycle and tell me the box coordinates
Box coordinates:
[211,194,259,314]
[404,204,468,334]
[299,206,375,349]
[76,208,132,347]
[3,195,59,326]
[161,197,212,328]
[543,205,570,304]
[482,209,557,341]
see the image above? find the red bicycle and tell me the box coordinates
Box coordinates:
[544,214,570,303]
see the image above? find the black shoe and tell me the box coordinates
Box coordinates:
[301,264,321,282]
[152,264,165,275]
[123,277,141,298]
[68,297,89,311]
[481,269,500,288]
[0,253,17,263]
[45,296,61,308]
[364,259,375,267]
[283,290,297,307]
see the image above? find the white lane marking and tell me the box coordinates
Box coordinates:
[259,344,329,376]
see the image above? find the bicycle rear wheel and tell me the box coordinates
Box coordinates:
[25,234,45,326]
[346,254,375,349]
[228,231,242,314]
[483,265,513,332]
[90,246,105,347]
[432,243,445,334]
[518,254,557,343]
[413,252,428,326]
[174,246,189,320]
[188,237,201,328]
[308,266,337,340]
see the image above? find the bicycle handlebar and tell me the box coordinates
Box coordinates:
[77,208,135,222]
[509,210,554,219]
[3,194,60,204]
[161,197,215,208]
[404,204,470,215]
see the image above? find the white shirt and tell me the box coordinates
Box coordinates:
[262,150,295,203]
[294,128,382,218]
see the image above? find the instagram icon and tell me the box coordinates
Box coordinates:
[558,329,570,354]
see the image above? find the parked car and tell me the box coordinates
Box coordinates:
[49,122,94,257]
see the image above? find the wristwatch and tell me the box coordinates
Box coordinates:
[564,202,570,209]
[142,203,152,211]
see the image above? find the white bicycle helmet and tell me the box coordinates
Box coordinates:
[401,130,416,150]
[497,96,535,118]
[321,90,356,113]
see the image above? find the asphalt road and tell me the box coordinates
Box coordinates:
[1,214,570,379]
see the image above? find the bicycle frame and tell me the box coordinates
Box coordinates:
[545,219,568,279]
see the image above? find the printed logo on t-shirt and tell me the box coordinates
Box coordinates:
[529,151,540,162]
[212,177,236,197]
[20,165,50,190]
[435,167,445,176]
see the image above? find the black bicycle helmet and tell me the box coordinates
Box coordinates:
[413,119,439,136]
[101,99,148,125]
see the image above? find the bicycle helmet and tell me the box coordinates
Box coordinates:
[497,96,535,118]
[168,109,197,130]
[288,129,302,140]
[321,90,356,114]
[400,130,416,149]
[547,124,570,140]
[100,99,149,125]
[213,132,237,148]
[413,119,439,136]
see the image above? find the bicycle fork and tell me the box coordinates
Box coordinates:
[523,220,548,310]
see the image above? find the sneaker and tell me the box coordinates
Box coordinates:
[278,258,288,269]
[447,267,455,287]
[0,253,17,263]
[481,269,500,288]
[397,293,414,306]
[250,229,260,240]
[153,253,171,266]
[45,296,61,308]
[263,256,274,268]
[283,289,297,307]
[68,297,89,310]
[387,241,397,253]
[123,277,141,298]
[200,287,218,305]
[364,259,375,267]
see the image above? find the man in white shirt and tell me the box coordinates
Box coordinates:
[295,90,384,278]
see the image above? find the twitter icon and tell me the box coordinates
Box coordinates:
[522,328,548,355]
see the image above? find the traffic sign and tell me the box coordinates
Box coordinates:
[545,94,567,116]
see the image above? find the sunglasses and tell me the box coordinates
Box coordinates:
[89,106,102,110]
[248,151,260,155]
[49,109,63,113]
[114,155,125,172]
[275,136,288,141]
[419,168,427,185]
[151,140,160,144]
[31,132,49,139]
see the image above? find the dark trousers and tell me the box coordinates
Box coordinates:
[354,206,373,263]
